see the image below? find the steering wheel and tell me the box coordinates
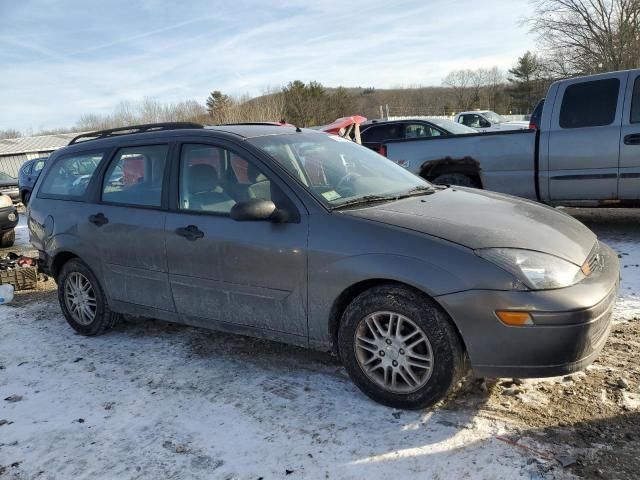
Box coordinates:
[335,172,361,196]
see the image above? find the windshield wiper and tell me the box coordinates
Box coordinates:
[332,186,437,210]
[396,185,436,198]
[332,195,399,210]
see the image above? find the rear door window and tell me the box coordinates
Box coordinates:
[630,76,640,123]
[559,78,620,128]
[102,145,169,207]
[39,152,104,198]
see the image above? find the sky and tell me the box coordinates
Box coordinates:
[0,0,536,132]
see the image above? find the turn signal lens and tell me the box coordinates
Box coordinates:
[496,311,533,326]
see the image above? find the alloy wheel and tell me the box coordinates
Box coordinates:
[64,272,97,326]
[354,311,434,394]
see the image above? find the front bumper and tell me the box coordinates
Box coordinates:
[437,242,620,378]
[0,205,18,231]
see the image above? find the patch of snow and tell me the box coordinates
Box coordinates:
[0,299,563,479]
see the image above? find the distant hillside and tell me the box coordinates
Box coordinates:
[246,83,525,121]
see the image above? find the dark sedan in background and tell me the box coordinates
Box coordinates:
[360,118,476,155]
[18,157,47,204]
[0,172,20,204]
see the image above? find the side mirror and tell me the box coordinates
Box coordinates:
[230,199,289,222]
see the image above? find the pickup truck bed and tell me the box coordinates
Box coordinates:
[385,129,538,201]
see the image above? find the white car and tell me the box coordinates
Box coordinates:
[454,110,529,132]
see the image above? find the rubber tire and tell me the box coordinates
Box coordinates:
[0,229,15,248]
[23,191,31,205]
[57,258,120,336]
[337,285,466,410]
[432,173,479,188]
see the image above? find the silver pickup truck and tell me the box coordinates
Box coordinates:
[384,69,640,207]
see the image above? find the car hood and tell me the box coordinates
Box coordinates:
[342,187,596,265]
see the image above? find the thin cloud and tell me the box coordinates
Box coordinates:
[0,0,535,131]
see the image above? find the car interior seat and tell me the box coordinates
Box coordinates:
[186,164,235,212]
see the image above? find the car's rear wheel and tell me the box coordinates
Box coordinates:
[432,172,479,188]
[58,259,119,335]
[22,191,31,205]
[0,229,15,248]
[338,285,466,409]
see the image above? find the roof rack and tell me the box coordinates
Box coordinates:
[69,122,204,145]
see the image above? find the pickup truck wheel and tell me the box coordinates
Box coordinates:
[58,258,120,336]
[432,173,479,188]
[337,285,466,410]
[0,229,15,248]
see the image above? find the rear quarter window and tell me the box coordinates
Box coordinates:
[559,78,620,128]
[39,151,105,198]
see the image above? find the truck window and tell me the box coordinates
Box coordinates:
[559,78,619,129]
[631,76,640,123]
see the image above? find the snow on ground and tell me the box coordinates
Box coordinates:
[1,209,639,479]
[0,298,557,480]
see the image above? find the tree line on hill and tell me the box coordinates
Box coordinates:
[2,0,638,138]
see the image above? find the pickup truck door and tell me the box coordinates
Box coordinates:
[619,71,640,199]
[546,73,627,202]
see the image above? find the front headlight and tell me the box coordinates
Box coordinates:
[476,248,584,290]
[0,194,12,208]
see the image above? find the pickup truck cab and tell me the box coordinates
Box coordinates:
[385,69,640,207]
[454,110,529,132]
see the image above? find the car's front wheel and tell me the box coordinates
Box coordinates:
[338,285,466,409]
[58,259,119,335]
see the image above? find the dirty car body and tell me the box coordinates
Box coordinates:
[28,124,619,409]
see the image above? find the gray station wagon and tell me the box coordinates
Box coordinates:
[28,123,620,409]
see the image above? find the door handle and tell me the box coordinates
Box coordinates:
[88,213,109,226]
[624,133,640,145]
[175,225,204,241]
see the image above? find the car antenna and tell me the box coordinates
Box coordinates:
[295,126,302,132]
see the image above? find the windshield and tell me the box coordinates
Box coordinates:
[248,133,431,208]
[0,172,15,181]
[427,118,477,135]
[482,111,505,123]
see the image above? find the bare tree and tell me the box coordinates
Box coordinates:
[528,0,640,75]
[443,70,478,110]
[0,128,22,139]
[442,68,506,111]
[76,98,208,130]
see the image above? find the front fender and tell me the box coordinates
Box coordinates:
[307,253,471,348]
